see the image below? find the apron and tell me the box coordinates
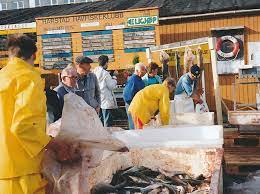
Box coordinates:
[174,83,195,113]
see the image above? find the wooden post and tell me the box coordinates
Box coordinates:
[146,48,152,63]
[208,37,223,125]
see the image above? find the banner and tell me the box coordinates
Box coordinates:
[165,43,211,67]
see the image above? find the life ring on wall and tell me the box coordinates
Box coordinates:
[216,36,240,58]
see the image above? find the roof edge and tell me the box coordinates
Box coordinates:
[36,6,159,20]
[159,8,260,22]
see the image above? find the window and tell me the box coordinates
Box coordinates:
[64,0,75,4]
[51,0,58,5]
[0,3,7,11]
[35,0,41,7]
[14,1,24,9]
[81,0,94,2]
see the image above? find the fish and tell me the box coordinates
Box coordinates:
[91,166,210,194]
[90,183,117,194]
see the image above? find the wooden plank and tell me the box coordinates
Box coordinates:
[209,149,223,194]
[165,24,171,43]
[205,63,212,109]
[252,16,258,41]
[169,112,215,126]
[168,24,173,43]
[197,20,203,38]
[166,24,171,43]
[172,23,178,43]
[194,19,199,39]
[257,15,260,41]
[237,77,244,105]
[243,16,249,65]
[225,148,260,165]
[190,20,196,40]
[215,18,223,29]
[227,76,235,109]
[245,78,250,105]
[208,62,215,110]
[219,76,225,106]
[248,15,255,42]
[159,25,166,44]
[249,77,257,104]
[181,23,187,41]
[209,37,223,124]
[186,21,191,41]
[173,23,179,42]
[202,19,209,37]
[228,111,260,125]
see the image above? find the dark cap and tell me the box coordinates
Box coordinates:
[190,65,201,78]
[75,56,93,64]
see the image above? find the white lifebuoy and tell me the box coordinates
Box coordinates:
[216,36,240,58]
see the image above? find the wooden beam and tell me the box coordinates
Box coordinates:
[228,111,260,125]
[221,98,229,113]
[209,37,223,125]
[149,37,208,52]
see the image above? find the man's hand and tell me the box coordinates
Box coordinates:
[197,99,203,104]
[192,93,203,104]
[117,146,129,152]
[95,107,100,114]
[113,70,119,76]
[196,88,204,96]
[151,116,157,121]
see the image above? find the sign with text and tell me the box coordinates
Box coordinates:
[127,16,158,27]
[36,8,159,35]
[0,22,36,31]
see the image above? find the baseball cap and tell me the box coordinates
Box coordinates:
[190,65,201,78]
[75,56,93,64]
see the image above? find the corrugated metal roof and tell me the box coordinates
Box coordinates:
[1,0,260,25]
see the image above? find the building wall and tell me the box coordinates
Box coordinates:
[0,0,29,10]
[0,0,97,10]
[159,14,260,111]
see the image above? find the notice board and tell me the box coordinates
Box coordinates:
[36,7,160,70]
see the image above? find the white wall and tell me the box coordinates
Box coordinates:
[29,0,35,7]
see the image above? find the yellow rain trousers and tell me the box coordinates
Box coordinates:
[0,174,47,194]
[129,84,170,127]
[0,57,51,194]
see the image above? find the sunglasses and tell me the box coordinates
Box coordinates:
[191,73,200,79]
[64,76,77,79]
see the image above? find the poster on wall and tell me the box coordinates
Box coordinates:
[164,42,210,79]
[123,26,156,53]
[82,30,114,62]
[248,42,260,66]
[165,43,211,66]
[36,7,160,70]
[42,33,73,70]
[211,27,244,74]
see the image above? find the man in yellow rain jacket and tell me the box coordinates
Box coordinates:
[129,78,175,129]
[0,35,51,193]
